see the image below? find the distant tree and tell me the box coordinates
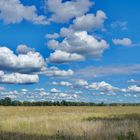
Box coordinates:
[2,97,12,106]
[0,97,140,106]
[98,102,105,106]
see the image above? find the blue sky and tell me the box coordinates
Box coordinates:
[0,0,140,103]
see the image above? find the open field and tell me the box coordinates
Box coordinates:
[0,106,140,140]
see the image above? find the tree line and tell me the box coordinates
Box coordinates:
[0,97,140,106]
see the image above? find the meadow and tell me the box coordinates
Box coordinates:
[0,106,140,140]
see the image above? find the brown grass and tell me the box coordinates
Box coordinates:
[0,106,140,140]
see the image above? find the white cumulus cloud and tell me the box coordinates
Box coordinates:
[46,0,93,23]
[87,81,119,93]
[0,0,48,24]
[0,71,39,84]
[16,44,35,54]
[48,30,109,59]
[50,88,60,93]
[49,50,85,63]
[0,46,45,73]
[71,10,107,31]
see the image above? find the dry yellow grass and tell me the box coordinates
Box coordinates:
[0,106,140,140]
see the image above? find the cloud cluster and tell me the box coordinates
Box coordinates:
[0,45,74,84]
[51,79,140,95]
[48,30,109,63]
[0,88,79,101]
[0,0,48,24]
[45,0,108,64]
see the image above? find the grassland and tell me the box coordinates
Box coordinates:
[0,106,140,140]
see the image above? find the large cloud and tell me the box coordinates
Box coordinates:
[48,30,109,60]
[0,71,39,84]
[0,0,48,24]
[71,10,107,31]
[0,46,45,73]
[46,0,93,23]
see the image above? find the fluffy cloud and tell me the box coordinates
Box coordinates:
[127,85,140,93]
[0,46,45,73]
[0,71,39,84]
[48,30,109,59]
[50,88,60,93]
[87,81,119,93]
[0,0,48,24]
[112,38,132,46]
[0,45,74,85]
[71,10,107,31]
[49,50,85,63]
[16,45,35,54]
[46,0,93,23]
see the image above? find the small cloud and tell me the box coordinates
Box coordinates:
[112,38,132,47]
[74,79,88,87]
[50,88,60,93]
[111,21,128,30]
[45,33,60,39]
[128,79,140,84]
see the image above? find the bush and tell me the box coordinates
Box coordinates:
[118,131,138,140]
